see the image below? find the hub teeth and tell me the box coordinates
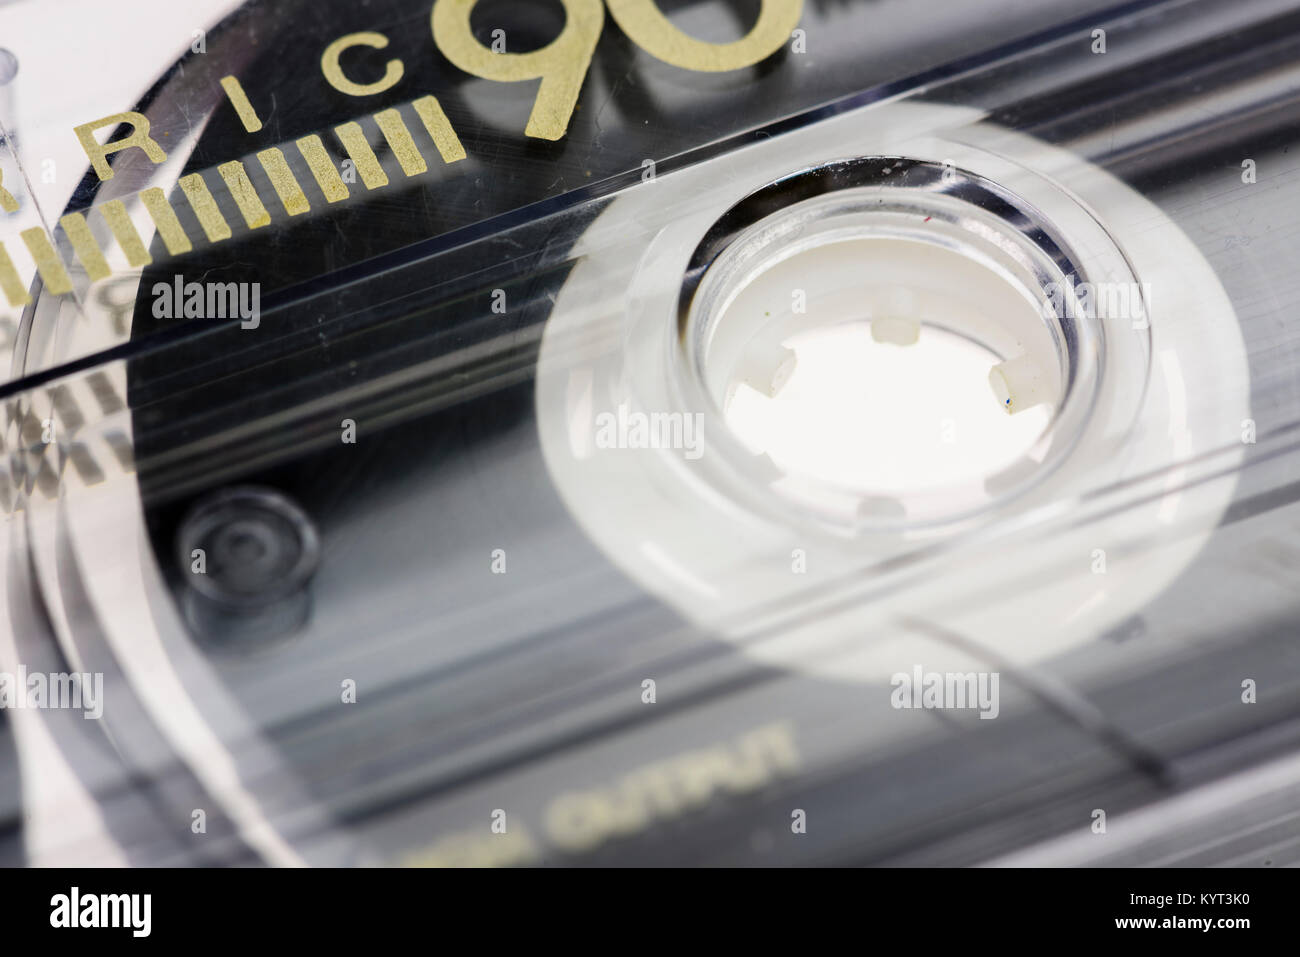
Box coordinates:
[989,353,1051,415]
[871,316,921,346]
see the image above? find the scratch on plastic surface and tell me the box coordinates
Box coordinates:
[0,115,89,318]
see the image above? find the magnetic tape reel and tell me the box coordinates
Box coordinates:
[0,0,1299,869]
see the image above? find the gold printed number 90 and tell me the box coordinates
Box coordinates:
[431,0,804,141]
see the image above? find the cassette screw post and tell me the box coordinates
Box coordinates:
[175,486,321,647]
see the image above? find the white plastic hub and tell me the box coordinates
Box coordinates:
[535,101,1249,681]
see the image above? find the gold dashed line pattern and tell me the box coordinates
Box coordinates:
[58,212,112,281]
[257,148,311,216]
[334,121,389,190]
[179,173,234,242]
[140,187,194,255]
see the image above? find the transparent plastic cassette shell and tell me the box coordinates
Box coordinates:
[1,0,1299,866]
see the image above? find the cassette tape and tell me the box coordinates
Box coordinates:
[1,0,1299,868]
